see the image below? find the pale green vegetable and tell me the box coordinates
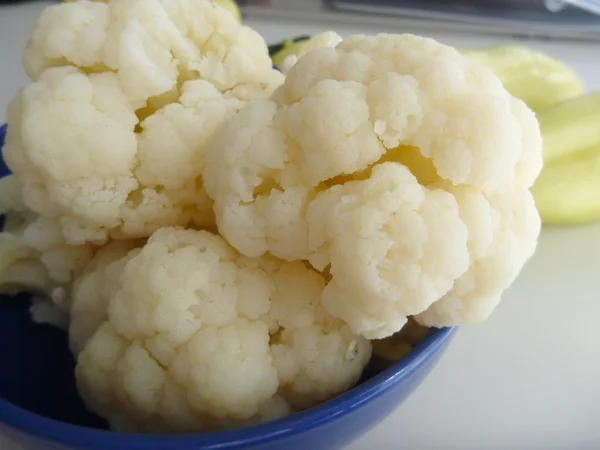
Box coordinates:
[461,46,585,111]
[532,145,600,225]
[532,91,600,225]
[537,91,600,164]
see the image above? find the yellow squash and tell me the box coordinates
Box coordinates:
[460,46,585,111]
[532,145,600,225]
[538,91,600,164]
[532,91,600,225]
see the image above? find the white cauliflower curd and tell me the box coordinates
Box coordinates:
[75,227,371,433]
[2,0,283,246]
[203,34,543,339]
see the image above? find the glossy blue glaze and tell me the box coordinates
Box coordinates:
[0,123,456,450]
[0,124,9,176]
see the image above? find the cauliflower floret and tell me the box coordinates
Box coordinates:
[0,175,90,329]
[305,163,470,339]
[22,216,96,286]
[415,97,542,326]
[204,34,543,338]
[14,214,96,328]
[0,177,96,319]
[3,0,283,246]
[75,227,371,433]
[0,221,72,329]
[69,239,142,356]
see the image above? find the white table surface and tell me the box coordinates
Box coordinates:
[1,2,599,449]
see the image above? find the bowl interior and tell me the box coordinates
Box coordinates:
[0,294,108,430]
[0,292,413,431]
[0,123,106,429]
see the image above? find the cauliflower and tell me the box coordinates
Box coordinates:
[0,208,97,329]
[3,0,283,246]
[75,227,371,433]
[203,34,543,339]
[20,216,96,285]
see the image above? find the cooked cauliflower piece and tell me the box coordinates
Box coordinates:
[0,175,92,328]
[203,34,543,339]
[75,227,371,433]
[69,239,142,356]
[3,0,283,246]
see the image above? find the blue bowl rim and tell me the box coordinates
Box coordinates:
[0,122,456,449]
[0,327,456,448]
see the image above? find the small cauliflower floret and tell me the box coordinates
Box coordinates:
[10,213,96,328]
[69,239,142,356]
[306,163,470,339]
[204,33,543,338]
[75,227,370,433]
[22,216,96,286]
[0,223,71,329]
[4,0,283,246]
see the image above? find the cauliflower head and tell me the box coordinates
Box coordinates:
[75,227,371,433]
[203,34,543,339]
[3,0,283,246]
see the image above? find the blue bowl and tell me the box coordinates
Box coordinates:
[0,123,456,450]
